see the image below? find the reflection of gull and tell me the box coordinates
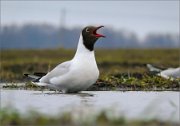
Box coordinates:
[147,64,180,80]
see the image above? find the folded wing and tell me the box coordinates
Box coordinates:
[40,61,71,83]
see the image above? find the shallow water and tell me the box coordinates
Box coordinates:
[1,89,179,122]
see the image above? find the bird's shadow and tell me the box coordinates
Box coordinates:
[32,91,94,97]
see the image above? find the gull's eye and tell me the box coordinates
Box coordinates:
[86,28,89,32]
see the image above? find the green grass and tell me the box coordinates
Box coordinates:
[1,49,179,90]
[0,108,179,126]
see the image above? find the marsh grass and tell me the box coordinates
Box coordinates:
[0,107,179,126]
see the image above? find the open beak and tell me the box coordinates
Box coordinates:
[93,26,105,38]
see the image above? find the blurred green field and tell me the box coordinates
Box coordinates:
[1,49,179,90]
[1,108,179,126]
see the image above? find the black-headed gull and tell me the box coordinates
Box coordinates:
[24,26,105,93]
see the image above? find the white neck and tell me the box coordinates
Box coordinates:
[73,34,95,60]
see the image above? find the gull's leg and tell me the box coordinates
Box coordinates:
[41,86,44,93]
[41,86,46,93]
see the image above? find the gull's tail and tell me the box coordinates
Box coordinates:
[24,72,47,86]
[146,64,162,74]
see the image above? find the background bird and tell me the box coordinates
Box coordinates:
[147,64,180,80]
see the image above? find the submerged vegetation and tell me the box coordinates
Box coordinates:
[1,49,179,90]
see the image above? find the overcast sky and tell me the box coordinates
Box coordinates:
[1,1,179,39]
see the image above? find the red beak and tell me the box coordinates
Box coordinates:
[93,26,105,38]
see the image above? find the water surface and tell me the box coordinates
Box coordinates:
[1,89,179,122]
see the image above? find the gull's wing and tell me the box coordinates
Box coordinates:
[147,64,162,73]
[40,60,71,83]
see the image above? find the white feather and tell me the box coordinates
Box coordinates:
[158,68,180,80]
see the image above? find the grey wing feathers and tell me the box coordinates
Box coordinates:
[147,64,162,74]
[40,61,71,83]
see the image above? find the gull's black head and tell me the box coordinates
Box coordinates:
[82,26,105,51]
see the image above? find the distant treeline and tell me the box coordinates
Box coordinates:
[0,24,179,49]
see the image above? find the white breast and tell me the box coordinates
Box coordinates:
[49,34,99,92]
[65,35,99,91]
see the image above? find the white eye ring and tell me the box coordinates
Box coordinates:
[86,28,89,32]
